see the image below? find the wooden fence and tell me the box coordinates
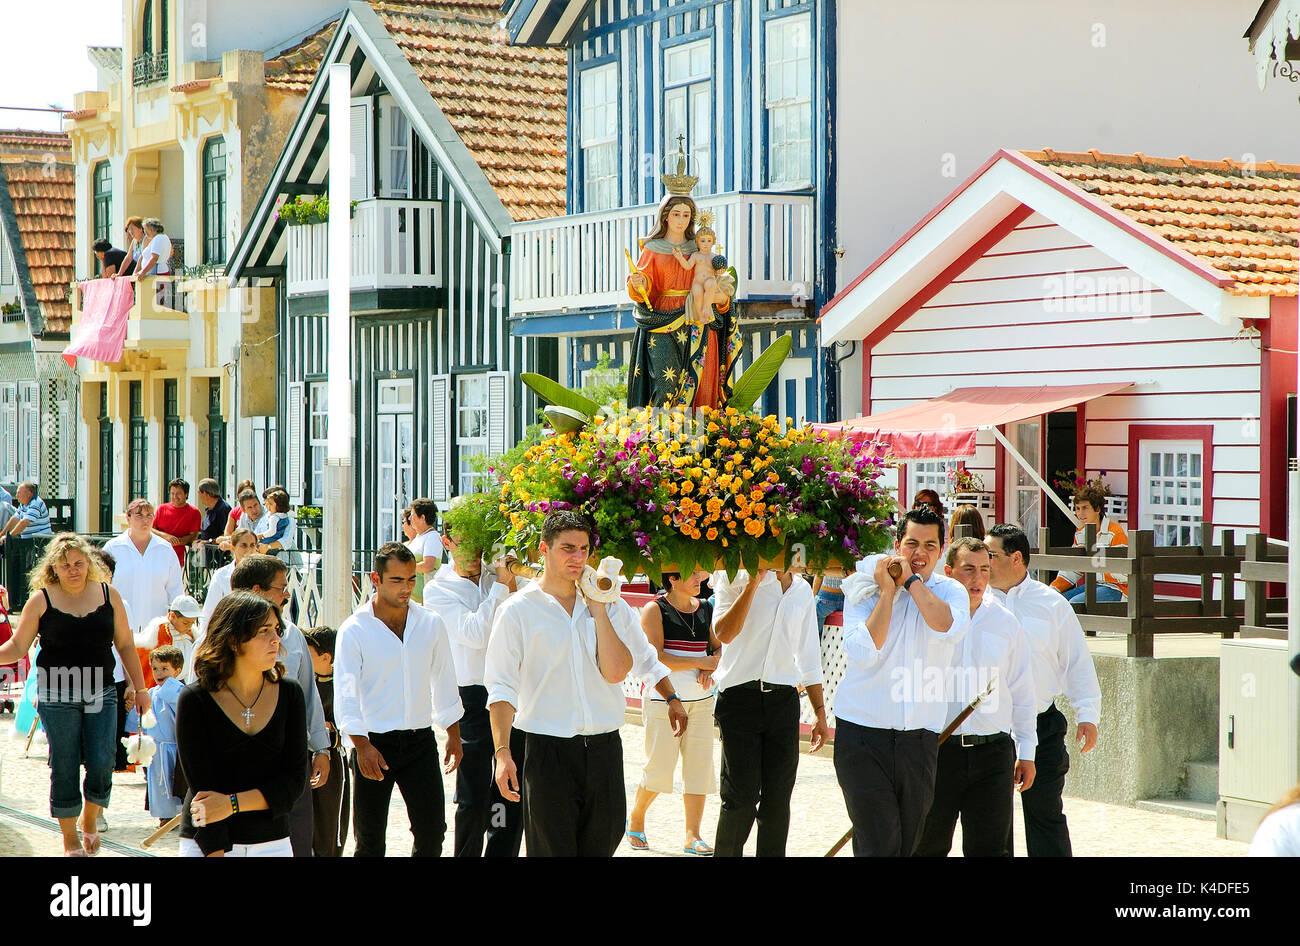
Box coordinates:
[1240,533,1288,639]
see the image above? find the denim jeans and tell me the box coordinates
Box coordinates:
[815,591,843,638]
[36,685,118,818]
[1064,584,1123,603]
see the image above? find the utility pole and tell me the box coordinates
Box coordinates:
[323,63,354,628]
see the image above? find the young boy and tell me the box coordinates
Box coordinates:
[304,626,350,856]
[144,645,186,823]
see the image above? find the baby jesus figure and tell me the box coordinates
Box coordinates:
[673,225,733,325]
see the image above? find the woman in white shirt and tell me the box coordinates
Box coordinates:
[1249,787,1300,856]
[134,218,172,276]
[200,528,259,648]
[404,498,444,604]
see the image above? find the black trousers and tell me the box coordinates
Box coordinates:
[453,684,525,858]
[1017,703,1072,857]
[913,734,1016,857]
[312,745,350,857]
[713,683,800,858]
[351,728,446,857]
[522,730,623,857]
[289,754,314,856]
[834,718,939,857]
[113,680,129,771]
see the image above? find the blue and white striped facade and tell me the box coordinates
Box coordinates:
[505,0,841,423]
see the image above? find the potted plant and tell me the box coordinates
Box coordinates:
[945,466,993,512]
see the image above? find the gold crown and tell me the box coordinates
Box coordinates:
[661,135,699,196]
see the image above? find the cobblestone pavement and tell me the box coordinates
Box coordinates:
[0,714,1248,857]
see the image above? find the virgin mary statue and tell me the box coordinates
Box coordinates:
[625,192,741,410]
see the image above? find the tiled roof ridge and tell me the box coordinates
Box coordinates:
[371,1,503,26]
[0,129,71,145]
[265,19,340,76]
[1024,148,1298,177]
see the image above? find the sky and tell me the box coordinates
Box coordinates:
[0,3,124,133]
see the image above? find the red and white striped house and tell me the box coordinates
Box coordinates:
[818,149,1298,557]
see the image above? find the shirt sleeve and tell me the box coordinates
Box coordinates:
[1054,598,1102,725]
[175,686,231,855]
[1248,808,1300,857]
[709,570,743,627]
[333,620,367,739]
[611,597,670,686]
[428,614,464,730]
[1005,618,1039,761]
[484,602,523,710]
[840,592,883,669]
[265,515,290,544]
[296,636,329,753]
[929,580,971,646]
[256,681,308,817]
[787,583,824,688]
[448,582,509,652]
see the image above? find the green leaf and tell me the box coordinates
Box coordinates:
[521,373,602,416]
[726,335,793,413]
[723,545,741,583]
[542,405,590,434]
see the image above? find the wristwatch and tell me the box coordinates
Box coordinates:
[666,692,682,704]
[903,574,923,592]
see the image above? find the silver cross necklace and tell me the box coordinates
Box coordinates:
[226,678,267,729]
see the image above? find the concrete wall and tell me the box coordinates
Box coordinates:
[1057,654,1220,805]
[180,0,340,64]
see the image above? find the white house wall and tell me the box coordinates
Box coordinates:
[869,213,1264,539]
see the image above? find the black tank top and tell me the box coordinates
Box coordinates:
[35,583,116,698]
[655,596,713,655]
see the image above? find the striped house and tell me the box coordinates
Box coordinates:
[819,149,1298,568]
[226,1,566,549]
[502,0,839,424]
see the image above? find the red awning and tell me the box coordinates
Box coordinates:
[810,383,1132,459]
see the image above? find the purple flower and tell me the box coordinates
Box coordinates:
[800,457,815,475]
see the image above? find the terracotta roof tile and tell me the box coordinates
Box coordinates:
[371,2,567,221]
[264,20,340,94]
[1021,149,1299,297]
[0,132,75,333]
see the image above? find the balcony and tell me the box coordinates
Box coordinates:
[285,197,443,300]
[68,274,190,368]
[510,191,815,316]
[132,52,168,87]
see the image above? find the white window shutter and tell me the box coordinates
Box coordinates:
[350,100,372,201]
[0,384,16,482]
[286,381,305,506]
[21,382,39,485]
[430,374,451,503]
[486,371,510,459]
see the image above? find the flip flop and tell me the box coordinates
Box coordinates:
[63,847,87,857]
[682,839,714,856]
[80,831,101,856]
[625,822,649,851]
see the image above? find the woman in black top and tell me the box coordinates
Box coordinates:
[0,534,149,856]
[177,591,306,857]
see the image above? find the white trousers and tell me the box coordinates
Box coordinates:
[178,836,293,858]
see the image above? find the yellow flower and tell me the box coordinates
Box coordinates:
[750,487,764,501]
[742,470,754,481]
[721,538,729,547]
[766,472,780,484]
[706,527,719,540]
[662,515,672,526]
[681,481,694,494]
[745,519,765,537]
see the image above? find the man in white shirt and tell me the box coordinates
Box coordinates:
[835,507,970,857]
[422,523,518,857]
[335,542,464,857]
[231,554,332,857]
[710,568,827,857]
[405,498,445,600]
[485,510,685,857]
[913,538,1038,857]
[986,523,1102,857]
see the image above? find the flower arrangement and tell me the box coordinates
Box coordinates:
[485,404,896,583]
[440,492,505,565]
[275,195,356,226]
[1053,467,1113,496]
[945,466,985,495]
[296,506,323,528]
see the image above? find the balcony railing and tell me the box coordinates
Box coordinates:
[510,190,815,315]
[285,197,443,297]
[132,52,168,87]
[69,274,189,359]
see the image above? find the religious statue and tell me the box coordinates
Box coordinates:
[625,142,741,410]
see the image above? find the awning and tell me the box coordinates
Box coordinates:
[810,382,1133,459]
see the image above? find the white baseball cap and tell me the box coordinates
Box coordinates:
[168,595,202,618]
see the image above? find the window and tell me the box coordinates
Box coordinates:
[909,460,950,503]
[457,374,489,494]
[129,381,147,502]
[159,0,169,64]
[383,100,411,198]
[307,381,327,503]
[93,161,112,273]
[163,379,183,490]
[663,39,712,195]
[0,230,13,286]
[207,377,225,494]
[580,64,618,211]
[1139,440,1204,547]
[0,384,16,482]
[376,379,414,544]
[1006,419,1042,542]
[141,0,153,58]
[202,137,227,264]
[764,13,812,187]
[98,383,113,531]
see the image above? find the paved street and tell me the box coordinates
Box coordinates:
[0,713,1247,857]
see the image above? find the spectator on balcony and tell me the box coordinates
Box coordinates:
[221,489,266,551]
[133,218,172,278]
[255,490,296,557]
[153,478,202,569]
[1049,486,1128,603]
[201,528,259,639]
[0,491,16,542]
[196,478,232,542]
[110,217,145,280]
[948,504,986,543]
[0,482,55,548]
[92,239,129,278]
[223,479,257,538]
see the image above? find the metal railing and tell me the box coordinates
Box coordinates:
[132,52,168,86]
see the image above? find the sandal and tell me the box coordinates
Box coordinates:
[64,847,88,857]
[80,831,102,857]
[682,839,714,856]
[625,821,649,852]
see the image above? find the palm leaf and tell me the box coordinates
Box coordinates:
[521,373,602,417]
[543,405,590,434]
[726,334,793,413]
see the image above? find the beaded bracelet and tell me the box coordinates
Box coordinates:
[229,793,240,815]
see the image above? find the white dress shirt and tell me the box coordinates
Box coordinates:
[200,562,234,629]
[947,594,1038,760]
[406,529,445,564]
[280,617,330,754]
[836,570,970,733]
[484,580,670,738]
[1249,802,1300,856]
[993,576,1102,725]
[334,598,463,738]
[421,563,510,687]
[710,571,823,692]
[104,532,182,633]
